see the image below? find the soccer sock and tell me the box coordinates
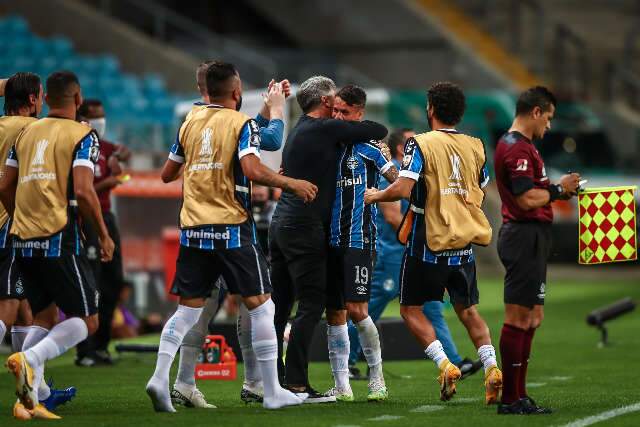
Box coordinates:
[424,339,449,369]
[499,324,525,404]
[175,296,217,388]
[477,344,498,373]
[238,302,261,387]
[0,320,6,347]
[22,325,49,399]
[151,305,203,389]
[24,319,88,368]
[249,299,280,397]
[356,316,383,382]
[518,327,536,398]
[327,323,350,389]
[11,325,30,353]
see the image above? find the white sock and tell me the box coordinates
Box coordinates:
[249,299,279,397]
[11,325,30,353]
[356,316,383,382]
[0,320,6,347]
[175,296,217,388]
[477,344,497,373]
[238,303,261,387]
[327,323,350,389]
[424,340,449,369]
[24,318,88,368]
[22,326,49,398]
[151,305,203,389]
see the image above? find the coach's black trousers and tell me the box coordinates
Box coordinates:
[269,216,327,387]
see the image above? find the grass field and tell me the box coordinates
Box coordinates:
[1,276,639,426]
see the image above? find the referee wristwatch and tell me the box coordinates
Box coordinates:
[547,183,564,202]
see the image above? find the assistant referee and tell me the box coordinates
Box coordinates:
[270,76,387,402]
[494,86,580,415]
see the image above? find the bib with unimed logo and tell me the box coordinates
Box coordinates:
[413,131,492,251]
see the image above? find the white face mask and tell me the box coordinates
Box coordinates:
[88,117,106,139]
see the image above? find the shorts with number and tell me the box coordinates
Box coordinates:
[326,247,375,309]
[399,253,479,307]
[0,248,24,300]
[17,254,99,317]
[170,244,272,299]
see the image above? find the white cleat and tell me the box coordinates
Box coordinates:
[171,383,216,409]
[263,387,306,410]
[146,380,176,413]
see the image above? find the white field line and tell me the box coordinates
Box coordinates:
[558,402,640,427]
[368,415,405,421]
[527,382,547,388]
[410,405,444,413]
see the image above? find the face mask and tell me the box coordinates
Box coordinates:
[236,95,243,112]
[89,118,106,139]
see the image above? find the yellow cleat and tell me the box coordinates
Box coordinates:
[13,401,33,420]
[484,366,503,405]
[437,360,461,401]
[30,404,62,420]
[6,352,37,410]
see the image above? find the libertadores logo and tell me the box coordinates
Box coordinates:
[199,127,213,156]
[449,154,462,181]
[31,139,49,166]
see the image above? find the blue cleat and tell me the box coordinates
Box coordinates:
[41,379,77,412]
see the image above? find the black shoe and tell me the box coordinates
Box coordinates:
[94,350,114,365]
[523,396,553,414]
[497,398,528,415]
[348,365,368,381]
[240,387,264,404]
[286,386,336,404]
[456,357,482,380]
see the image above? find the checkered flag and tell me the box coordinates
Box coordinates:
[578,186,637,264]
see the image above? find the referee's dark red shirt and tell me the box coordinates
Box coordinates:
[494,131,553,223]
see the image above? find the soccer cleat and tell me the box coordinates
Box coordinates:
[171,383,216,409]
[484,366,503,405]
[497,398,527,415]
[30,403,62,419]
[324,386,354,402]
[94,350,114,365]
[41,379,77,411]
[286,386,336,404]
[456,357,482,380]
[13,401,32,420]
[523,396,553,414]
[437,360,461,402]
[240,383,264,404]
[367,379,388,402]
[6,352,37,410]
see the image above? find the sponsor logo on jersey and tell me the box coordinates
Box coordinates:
[13,239,50,250]
[189,162,223,171]
[435,248,473,257]
[185,229,231,240]
[346,155,359,170]
[516,159,528,171]
[336,175,363,188]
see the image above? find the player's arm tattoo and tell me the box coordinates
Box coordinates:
[382,166,399,184]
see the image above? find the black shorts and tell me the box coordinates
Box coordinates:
[326,247,375,310]
[170,244,272,299]
[399,254,478,307]
[17,254,98,317]
[0,248,24,300]
[498,222,552,308]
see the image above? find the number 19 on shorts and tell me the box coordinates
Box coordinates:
[354,265,369,285]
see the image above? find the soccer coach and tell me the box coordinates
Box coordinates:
[270,76,387,401]
[494,86,580,415]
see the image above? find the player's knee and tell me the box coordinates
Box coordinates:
[531,311,544,329]
[400,305,419,321]
[346,302,368,323]
[326,309,347,326]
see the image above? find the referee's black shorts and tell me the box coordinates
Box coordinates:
[498,221,552,308]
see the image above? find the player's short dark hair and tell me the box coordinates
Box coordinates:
[336,84,366,108]
[197,60,214,96]
[515,86,557,116]
[387,127,413,158]
[205,61,238,99]
[77,99,103,118]
[427,82,466,126]
[46,70,80,108]
[3,72,41,115]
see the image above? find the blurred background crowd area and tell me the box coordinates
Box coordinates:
[0,0,638,323]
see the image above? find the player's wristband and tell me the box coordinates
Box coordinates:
[547,184,563,202]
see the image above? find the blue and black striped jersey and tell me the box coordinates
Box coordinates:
[330,141,394,250]
[400,136,490,265]
[169,117,260,250]
[8,132,99,257]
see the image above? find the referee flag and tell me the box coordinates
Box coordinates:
[578,186,637,265]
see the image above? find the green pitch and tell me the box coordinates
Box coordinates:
[1,276,639,426]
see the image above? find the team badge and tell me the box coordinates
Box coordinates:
[250,133,261,147]
[15,278,24,295]
[346,155,359,170]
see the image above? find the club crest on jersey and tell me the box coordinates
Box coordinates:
[346,155,359,170]
[199,127,213,156]
[31,139,49,165]
[516,159,528,171]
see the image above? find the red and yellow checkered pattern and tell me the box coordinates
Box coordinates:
[578,186,637,265]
